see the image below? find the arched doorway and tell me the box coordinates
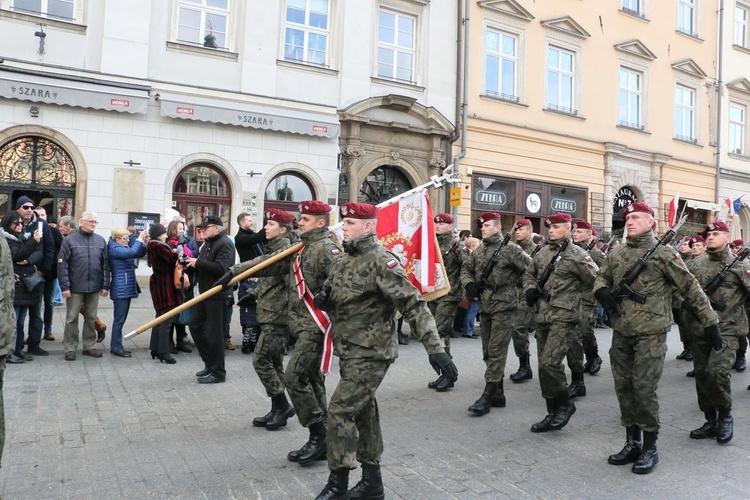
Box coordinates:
[0,136,76,218]
[264,172,316,212]
[358,166,413,204]
[172,163,232,238]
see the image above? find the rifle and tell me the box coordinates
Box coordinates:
[701,246,750,312]
[586,238,599,251]
[471,226,517,297]
[608,215,688,313]
[530,243,543,258]
[444,241,460,258]
[534,235,571,301]
[600,236,617,254]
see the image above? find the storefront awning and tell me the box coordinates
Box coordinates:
[0,70,150,114]
[685,199,720,211]
[159,93,340,138]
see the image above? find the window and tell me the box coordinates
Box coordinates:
[674,85,696,142]
[176,0,229,49]
[546,46,576,115]
[485,29,517,102]
[618,68,643,129]
[621,0,644,17]
[729,104,746,155]
[678,0,696,36]
[735,4,749,47]
[284,0,329,65]
[377,9,416,83]
[11,0,73,20]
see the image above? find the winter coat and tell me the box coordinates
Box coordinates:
[0,235,16,370]
[194,231,235,300]
[1,228,42,306]
[57,229,110,293]
[147,240,180,310]
[108,238,146,300]
[21,212,54,275]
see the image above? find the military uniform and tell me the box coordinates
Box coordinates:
[0,235,16,466]
[428,231,463,357]
[511,234,535,369]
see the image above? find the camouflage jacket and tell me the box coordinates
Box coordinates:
[682,246,750,337]
[524,238,598,324]
[239,235,292,327]
[461,232,531,314]
[594,232,718,336]
[321,233,444,361]
[574,239,605,306]
[517,236,535,254]
[0,236,15,370]
[436,232,463,302]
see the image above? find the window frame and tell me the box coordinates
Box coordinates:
[735,3,749,48]
[282,0,331,67]
[172,0,232,51]
[7,0,82,23]
[674,84,697,143]
[677,0,698,38]
[484,27,519,103]
[618,66,644,130]
[729,102,747,156]
[375,7,418,84]
[620,0,646,18]
[545,45,577,116]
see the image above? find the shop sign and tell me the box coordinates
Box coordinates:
[551,198,576,212]
[526,193,541,214]
[614,186,638,210]
[476,190,507,206]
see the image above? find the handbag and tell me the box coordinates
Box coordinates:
[174,264,190,290]
[19,269,45,292]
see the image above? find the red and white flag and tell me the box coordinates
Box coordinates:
[668,192,680,228]
[726,194,736,218]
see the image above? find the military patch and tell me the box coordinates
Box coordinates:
[675,252,681,259]
[585,255,592,262]
[386,259,397,268]
[331,249,340,255]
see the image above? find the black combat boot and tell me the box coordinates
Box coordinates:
[427,375,444,389]
[588,352,602,375]
[252,398,277,427]
[530,398,558,433]
[549,392,576,430]
[241,326,253,354]
[608,425,642,465]
[467,383,498,416]
[266,393,296,430]
[490,379,506,407]
[510,356,533,383]
[717,407,734,444]
[347,463,385,500]
[298,419,327,464]
[676,344,691,360]
[689,409,718,439]
[632,430,658,474]
[435,375,455,392]
[567,372,586,399]
[315,469,350,500]
[398,332,410,345]
[734,351,747,372]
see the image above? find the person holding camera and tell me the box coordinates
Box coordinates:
[167,220,195,353]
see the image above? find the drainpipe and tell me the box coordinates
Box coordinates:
[715,0,725,204]
[452,0,470,220]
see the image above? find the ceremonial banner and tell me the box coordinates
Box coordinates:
[668,192,680,228]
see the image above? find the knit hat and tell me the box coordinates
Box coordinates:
[149,223,167,240]
[15,196,34,210]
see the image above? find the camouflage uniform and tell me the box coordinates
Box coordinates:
[511,236,535,360]
[523,240,598,400]
[594,233,718,432]
[428,232,463,357]
[567,241,605,375]
[461,232,531,384]
[0,235,16,466]
[320,233,445,471]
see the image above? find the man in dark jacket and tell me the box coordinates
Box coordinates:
[35,208,64,342]
[234,212,266,353]
[184,215,235,384]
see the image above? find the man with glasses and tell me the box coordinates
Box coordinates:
[57,211,110,361]
[34,207,64,343]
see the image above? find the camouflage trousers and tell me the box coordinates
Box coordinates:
[284,331,327,428]
[0,367,4,467]
[510,302,532,359]
[252,324,287,397]
[565,305,596,374]
[610,332,667,432]
[536,321,577,399]
[480,310,514,383]
[428,299,459,357]
[327,358,390,471]
[691,333,740,412]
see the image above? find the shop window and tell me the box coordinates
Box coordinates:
[173,163,231,237]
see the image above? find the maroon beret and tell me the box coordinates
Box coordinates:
[689,235,706,248]
[515,219,532,230]
[297,200,331,215]
[340,202,378,220]
[478,212,502,224]
[705,221,730,233]
[623,202,655,217]
[434,213,455,224]
[265,208,295,224]
[574,219,593,230]
[731,239,745,248]
[592,228,599,236]
[544,212,572,228]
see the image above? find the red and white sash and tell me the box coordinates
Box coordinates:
[292,247,334,375]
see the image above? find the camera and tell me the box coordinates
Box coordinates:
[176,235,189,245]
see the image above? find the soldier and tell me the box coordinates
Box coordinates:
[730,239,748,373]
[312,202,457,500]
[674,237,694,362]
[509,219,535,383]
[524,212,597,433]
[461,212,531,415]
[427,213,463,392]
[691,235,707,259]
[595,202,719,475]
[0,231,15,466]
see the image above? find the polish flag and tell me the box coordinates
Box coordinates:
[668,193,680,228]
[726,194,736,218]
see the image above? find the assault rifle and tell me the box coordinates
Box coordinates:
[607,215,688,314]
[469,226,517,297]
[530,243,543,258]
[586,238,599,251]
[534,235,571,302]
[600,236,617,254]
[701,247,750,312]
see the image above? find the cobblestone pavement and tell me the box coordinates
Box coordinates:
[1,291,749,499]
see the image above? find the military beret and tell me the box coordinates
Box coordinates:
[592,228,599,237]
[731,239,745,248]
[434,213,455,224]
[573,219,593,230]
[478,212,501,224]
[704,220,730,233]
[544,212,572,228]
[297,200,331,215]
[196,215,223,228]
[264,208,295,224]
[623,202,655,217]
[689,235,706,248]
[515,219,532,229]
[340,202,378,219]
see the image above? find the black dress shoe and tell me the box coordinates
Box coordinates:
[110,350,132,358]
[96,326,107,343]
[196,368,211,377]
[198,374,225,384]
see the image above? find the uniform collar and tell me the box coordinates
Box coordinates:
[343,233,378,255]
[300,227,329,245]
[625,232,655,248]
[707,245,731,262]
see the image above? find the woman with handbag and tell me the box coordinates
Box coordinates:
[146,224,179,364]
[0,212,42,364]
[107,227,148,357]
[167,220,194,353]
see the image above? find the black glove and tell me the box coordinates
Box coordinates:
[429,352,458,381]
[672,308,682,325]
[525,288,541,307]
[705,324,723,351]
[313,286,332,309]
[465,282,479,299]
[595,288,622,315]
[212,270,234,289]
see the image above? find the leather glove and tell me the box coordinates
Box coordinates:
[525,288,541,307]
[212,270,234,289]
[705,324,723,351]
[313,286,332,309]
[671,308,682,325]
[429,352,458,381]
[595,287,622,315]
[465,282,479,299]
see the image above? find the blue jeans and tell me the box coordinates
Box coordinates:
[14,306,29,354]
[43,277,55,334]
[111,298,131,352]
[464,299,479,335]
[20,295,43,345]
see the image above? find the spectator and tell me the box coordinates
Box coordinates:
[532,233,544,246]
[167,220,194,353]
[107,227,148,358]
[1,212,42,363]
[58,216,75,236]
[35,207,64,342]
[463,237,481,339]
[58,211,110,361]
[234,212,266,354]
[146,224,178,364]
[0,218,16,466]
